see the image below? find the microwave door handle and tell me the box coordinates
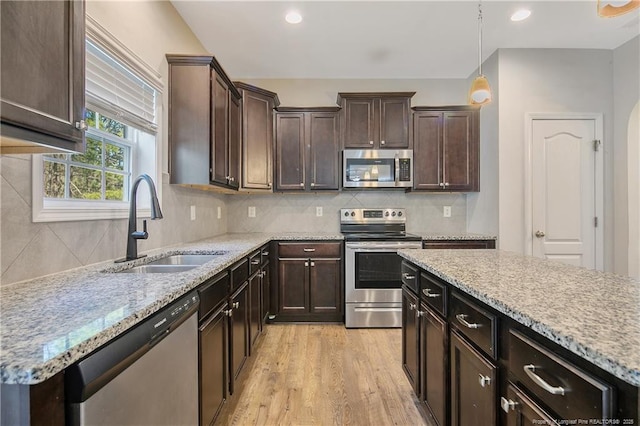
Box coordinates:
[395,156,400,186]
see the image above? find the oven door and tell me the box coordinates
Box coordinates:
[345,241,422,303]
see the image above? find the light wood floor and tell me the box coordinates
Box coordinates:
[220,324,430,426]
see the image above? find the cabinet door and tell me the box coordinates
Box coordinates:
[200,304,228,426]
[503,384,558,426]
[242,91,273,190]
[275,113,305,190]
[0,0,85,152]
[413,112,443,190]
[450,330,497,426]
[308,258,341,315]
[278,258,308,314]
[342,98,376,148]
[260,263,271,324]
[402,287,420,393]
[227,93,241,189]
[211,72,229,186]
[379,97,410,148]
[248,272,261,353]
[229,283,249,395]
[421,306,448,426]
[308,112,340,190]
[442,111,478,191]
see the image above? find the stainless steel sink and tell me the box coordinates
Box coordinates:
[146,254,221,266]
[117,264,200,274]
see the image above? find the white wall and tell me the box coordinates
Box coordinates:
[0,2,227,286]
[494,49,615,270]
[612,36,640,277]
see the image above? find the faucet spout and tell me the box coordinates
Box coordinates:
[116,174,163,263]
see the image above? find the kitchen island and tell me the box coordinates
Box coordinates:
[398,248,639,424]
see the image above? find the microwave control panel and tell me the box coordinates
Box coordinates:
[399,159,411,181]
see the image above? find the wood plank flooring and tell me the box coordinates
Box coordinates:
[220,324,430,426]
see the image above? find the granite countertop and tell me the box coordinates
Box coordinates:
[420,233,497,240]
[398,249,640,387]
[0,232,343,385]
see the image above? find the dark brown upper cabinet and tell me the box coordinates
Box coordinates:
[412,106,479,192]
[274,107,341,191]
[166,55,241,191]
[0,0,86,154]
[337,92,415,149]
[234,82,280,191]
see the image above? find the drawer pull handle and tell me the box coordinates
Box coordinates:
[303,248,316,252]
[233,302,240,309]
[500,397,518,413]
[423,288,440,298]
[251,259,260,265]
[456,314,481,329]
[523,364,566,396]
[478,374,491,387]
[416,310,425,318]
[409,302,416,310]
[402,273,415,280]
[262,251,269,256]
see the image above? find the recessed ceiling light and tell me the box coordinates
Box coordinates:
[285,11,303,24]
[510,9,531,22]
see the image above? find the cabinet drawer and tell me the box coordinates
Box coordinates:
[277,242,341,258]
[508,329,613,420]
[249,251,261,275]
[199,272,229,320]
[401,261,419,294]
[420,272,447,317]
[230,258,249,290]
[260,245,270,266]
[450,293,497,359]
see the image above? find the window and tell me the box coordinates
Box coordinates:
[33,17,163,222]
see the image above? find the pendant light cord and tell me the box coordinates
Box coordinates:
[478,0,483,76]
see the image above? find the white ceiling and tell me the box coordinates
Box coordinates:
[171,1,640,79]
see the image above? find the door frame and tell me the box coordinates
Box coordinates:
[524,112,604,270]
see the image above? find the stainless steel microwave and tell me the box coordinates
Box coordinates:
[343,149,413,188]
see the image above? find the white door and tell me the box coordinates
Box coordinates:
[531,119,601,269]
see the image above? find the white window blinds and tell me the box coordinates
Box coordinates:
[86,39,157,133]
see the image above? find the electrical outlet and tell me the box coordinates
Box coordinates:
[316,206,323,217]
[248,206,256,218]
[217,206,222,219]
[190,205,196,221]
[443,206,451,218]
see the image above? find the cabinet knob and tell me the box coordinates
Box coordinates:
[439,182,445,188]
[268,182,272,187]
[305,261,309,267]
[300,182,304,187]
[380,140,385,145]
[500,397,518,413]
[229,176,235,182]
[224,309,233,317]
[535,230,546,238]
[310,261,315,267]
[310,182,315,187]
[478,374,491,388]
[369,141,374,145]
[233,301,240,309]
[409,302,416,310]
[444,182,449,187]
[75,120,88,131]
[416,310,425,318]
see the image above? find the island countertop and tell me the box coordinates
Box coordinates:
[397,249,640,387]
[0,232,343,385]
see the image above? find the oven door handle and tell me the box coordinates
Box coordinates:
[395,155,400,186]
[346,246,419,251]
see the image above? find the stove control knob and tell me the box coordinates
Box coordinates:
[385,211,390,217]
[398,211,403,217]
[350,212,355,217]
[392,211,396,217]
[344,211,349,217]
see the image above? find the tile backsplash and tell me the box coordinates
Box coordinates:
[226,191,466,234]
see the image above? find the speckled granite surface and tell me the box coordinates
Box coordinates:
[398,249,640,387]
[421,233,497,241]
[0,232,343,385]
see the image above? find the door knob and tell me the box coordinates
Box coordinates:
[535,230,545,238]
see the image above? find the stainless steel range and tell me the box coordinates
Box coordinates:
[341,208,422,328]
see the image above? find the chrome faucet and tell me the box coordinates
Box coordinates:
[116,174,163,262]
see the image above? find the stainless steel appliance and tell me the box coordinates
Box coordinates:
[343,149,413,188]
[66,291,199,426]
[342,208,422,328]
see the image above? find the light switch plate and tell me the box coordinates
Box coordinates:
[248,206,256,218]
[217,206,222,219]
[443,206,451,218]
[190,205,196,221]
[316,206,323,217]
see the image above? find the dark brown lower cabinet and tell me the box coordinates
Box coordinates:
[420,303,448,426]
[402,286,420,393]
[450,330,497,426]
[229,282,249,395]
[308,258,341,315]
[199,303,228,426]
[502,383,557,426]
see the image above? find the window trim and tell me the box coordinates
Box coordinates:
[32,14,163,223]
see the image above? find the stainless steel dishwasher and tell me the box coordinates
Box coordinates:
[66,291,200,426]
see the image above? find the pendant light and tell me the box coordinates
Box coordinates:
[597,0,640,17]
[469,0,492,106]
